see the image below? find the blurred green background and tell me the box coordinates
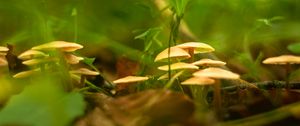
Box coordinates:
[1,0,300,81]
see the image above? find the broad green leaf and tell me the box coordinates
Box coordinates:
[0,81,85,126]
[168,0,190,17]
[288,42,300,53]
[82,57,96,66]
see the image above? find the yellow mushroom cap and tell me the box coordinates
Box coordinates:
[158,62,199,71]
[113,76,149,84]
[181,77,215,85]
[0,46,9,52]
[69,68,99,76]
[192,58,226,67]
[13,68,41,78]
[22,58,56,66]
[193,67,240,79]
[32,41,83,52]
[64,54,84,64]
[0,57,7,66]
[18,50,48,60]
[263,55,300,65]
[154,47,190,62]
[174,42,215,54]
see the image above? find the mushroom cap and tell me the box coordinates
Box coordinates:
[174,42,215,54]
[0,46,9,52]
[0,52,7,56]
[192,58,226,67]
[22,58,56,66]
[181,77,215,85]
[69,68,99,76]
[32,41,83,52]
[18,50,48,60]
[158,62,199,71]
[193,67,240,80]
[113,76,149,84]
[263,55,300,65]
[64,54,84,64]
[154,47,190,62]
[158,73,169,80]
[13,68,41,78]
[0,57,7,66]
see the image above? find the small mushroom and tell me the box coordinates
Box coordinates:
[193,67,240,119]
[70,68,100,87]
[22,58,57,66]
[113,76,149,84]
[263,55,300,88]
[113,76,149,94]
[192,58,226,67]
[13,68,41,78]
[18,50,48,60]
[181,77,215,85]
[157,62,199,71]
[0,46,9,52]
[175,42,215,62]
[32,41,83,52]
[154,47,190,62]
[64,53,84,64]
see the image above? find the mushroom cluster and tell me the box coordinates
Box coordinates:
[14,41,99,90]
[112,41,240,119]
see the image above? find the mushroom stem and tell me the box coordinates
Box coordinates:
[188,48,194,63]
[213,79,222,120]
[285,63,291,89]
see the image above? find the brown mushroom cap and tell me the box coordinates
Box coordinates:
[0,57,7,66]
[154,47,190,62]
[64,54,84,64]
[192,58,226,67]
[0,46,9,52]
[158,62,199,71]
[32,41,83,52]
[18,50,48,60]
[13,68,41,78]
[113,76,149,84]
[263,55,300,65]
[69,68,99,76]
[193,67,240,80]
[174,42,215,54]
[181,77,215,85]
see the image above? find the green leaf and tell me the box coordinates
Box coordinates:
[288,42,300,53]
[168,0,190,17]
[82,57,96,66]
[0,81,85,126]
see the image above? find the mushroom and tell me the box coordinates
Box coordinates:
[113,76,149,93]
[0,46,9,52]
[22,58,57,66]
[64,53,84,64]
[192,58,226,67]
[263,55,300,88]
[70,68,100,87]
[18,50,48,60]
[193,67,240,119]
[32,41,83,52]
[175,42,215,62]
[154,47,190,62]
[13,68,41,78]
[181,77,215,85]
[157,62,199,71]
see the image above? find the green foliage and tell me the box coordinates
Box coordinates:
[168,0,190,17]
[288,42,300,53]
[0,79,85,126]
